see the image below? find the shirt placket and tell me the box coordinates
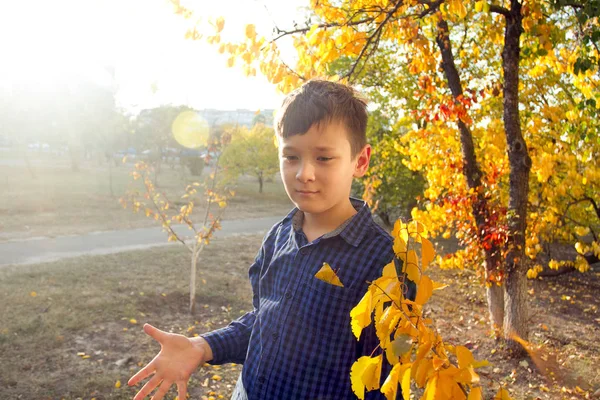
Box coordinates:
[254,230,312,399]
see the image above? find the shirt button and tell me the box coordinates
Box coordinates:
[284,292,292,300]
[300,248,309,255]
[258,376,266,384]
[271,331,279,341]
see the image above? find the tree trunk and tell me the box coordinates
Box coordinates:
[68,143,80,172]
[486,281,505,336]
[377,210,393,230]
[21,145,36,179]
[189,248,198,314]
[436,16,505,330]
[108,161,114,198]
[500,0,531,354]
[258,172,264,193]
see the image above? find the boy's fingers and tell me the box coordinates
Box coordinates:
[150,380,172,400]
[143,323,168,343]
[133,374,162,400]
[177,381,188,400]
[128,362,155,387]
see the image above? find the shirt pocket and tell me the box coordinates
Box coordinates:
[292,279,362,337]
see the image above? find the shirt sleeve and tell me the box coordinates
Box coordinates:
[201,223,278,365]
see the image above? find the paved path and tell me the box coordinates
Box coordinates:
[0,216,284,267]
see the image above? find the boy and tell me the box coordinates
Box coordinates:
[128,80,404,400]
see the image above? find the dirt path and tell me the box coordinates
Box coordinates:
[0,215,285,266]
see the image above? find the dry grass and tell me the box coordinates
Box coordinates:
[0,155,291,241]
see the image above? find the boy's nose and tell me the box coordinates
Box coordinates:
[296,161,315,183]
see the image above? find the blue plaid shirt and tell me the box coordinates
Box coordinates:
[202,198,403,399]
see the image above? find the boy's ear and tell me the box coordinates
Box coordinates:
[353,144,371,178]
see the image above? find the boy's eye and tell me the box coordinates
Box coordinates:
[317,156,333,162]
[282,155,298,161]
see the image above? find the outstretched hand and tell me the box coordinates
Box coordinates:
[128,324,211,400]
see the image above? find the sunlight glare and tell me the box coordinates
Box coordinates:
[172,111,209,149]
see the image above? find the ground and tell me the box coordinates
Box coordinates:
[1,234,598,400]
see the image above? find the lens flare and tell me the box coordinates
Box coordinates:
[172,111,209,149]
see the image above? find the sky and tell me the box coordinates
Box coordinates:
[0,0,308,113]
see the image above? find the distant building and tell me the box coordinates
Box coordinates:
[199,109,275,128]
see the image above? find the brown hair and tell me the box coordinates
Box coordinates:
[274,80,368,157]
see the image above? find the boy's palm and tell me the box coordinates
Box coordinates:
[128,324,206,400]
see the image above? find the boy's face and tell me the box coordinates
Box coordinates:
[278,120,371,217]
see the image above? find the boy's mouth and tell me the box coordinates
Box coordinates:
[296,190,319,195]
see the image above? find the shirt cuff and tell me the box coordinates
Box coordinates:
[201,325,246,365]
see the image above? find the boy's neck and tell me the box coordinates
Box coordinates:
[301,199,358,242]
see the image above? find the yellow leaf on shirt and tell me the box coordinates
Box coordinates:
[314,262,344,287]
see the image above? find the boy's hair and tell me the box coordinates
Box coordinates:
[274,80,368,157]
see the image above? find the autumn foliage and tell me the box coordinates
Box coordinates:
[348,219,512,400]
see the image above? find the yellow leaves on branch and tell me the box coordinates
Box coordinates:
[350,219,487,400]
[445,0,467,19]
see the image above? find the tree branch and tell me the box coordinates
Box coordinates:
[489,4,510,17]
[342,0,404,80]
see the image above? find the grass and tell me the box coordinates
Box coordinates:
[0,234,263,399]
[0,153,292,241]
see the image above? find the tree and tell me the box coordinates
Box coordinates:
[133,104,198,182]
[359,109,426,228]
[121,130,232,314]
[175,0,600,353]
[220,123,279,193]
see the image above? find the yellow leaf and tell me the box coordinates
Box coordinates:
[421,238,435,269]
[405,258,420,283]
[415,275,433,305]
[448,0,467,19]
[401,366,411,400]
[129,319,138,325]
[115,380,122,388]
[494,387,513,400]
[30,291,37,297]
[382,261,397,278]
[381,363,411,400]
[432,281,449,291]
[424,374,437,400]
[456,345,474,369]
[381,363,400,400]
[212,374,222,381]
[216,17,225,33]
[414,358,433,388]
[314,262,344,287]
[350,356,371,399]
[468,387,482,400]
[245,24,256,39]
[363,354,383,391]
[350,290,374,339]
[393,235,407,256]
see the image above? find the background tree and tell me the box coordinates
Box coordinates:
[220,123,279,193]
[121,124,232,314]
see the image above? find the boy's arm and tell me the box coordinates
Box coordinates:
[200,224,277,364]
